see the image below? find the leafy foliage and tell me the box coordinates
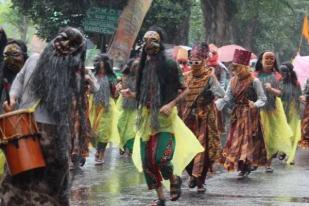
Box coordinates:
[11,0,129,41]
[8,0,309,60]
[199,0,309,61]
[0,0,34,42]
[188,0,205,45]
[140,0,193,45]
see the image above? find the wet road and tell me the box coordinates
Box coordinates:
[70,148,309,206]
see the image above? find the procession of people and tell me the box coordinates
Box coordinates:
[0,25,308,206]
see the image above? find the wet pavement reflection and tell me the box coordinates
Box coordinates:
[70,148,309,206]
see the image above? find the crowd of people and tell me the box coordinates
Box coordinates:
[0,25,308,206]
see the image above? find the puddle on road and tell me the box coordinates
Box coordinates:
[70,148,147,205]
[206,193,309,204]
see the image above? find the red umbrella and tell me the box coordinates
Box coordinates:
[218,44,256,62]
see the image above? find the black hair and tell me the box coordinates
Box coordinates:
[255,51,279,72]
[0,29,7,63]
[147,25,166,42]
[93,53,116,79]
[280,62,298,87]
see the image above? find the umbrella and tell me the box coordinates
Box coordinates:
[165,45,192,60]
[218,44,256,62]
[209,43,218,52]
[293,55,309,88]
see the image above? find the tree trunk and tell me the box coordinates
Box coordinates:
[200,0,235,46]
[19,16,28,42]
[108,0,153,68]
[167,9,191,45]
[236,16,258,51]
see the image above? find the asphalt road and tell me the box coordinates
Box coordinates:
[70,148,309,206]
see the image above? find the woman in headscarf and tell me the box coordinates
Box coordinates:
[132,27,203,206]
[216,49,267,177]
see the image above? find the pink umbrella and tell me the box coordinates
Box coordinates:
[293,55,309,88]
[218,44,256,62]
[209,43,218,52]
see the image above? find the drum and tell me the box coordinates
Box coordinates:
[0,109,46,176]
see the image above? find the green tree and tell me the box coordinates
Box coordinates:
[0,0,34,42]
[188,0,205,45]
[140,0,193,45]
[11,0,129,41]
[200,0,309,61]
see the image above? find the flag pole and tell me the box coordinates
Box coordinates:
[298,31,303,55]
[297,15,307,56]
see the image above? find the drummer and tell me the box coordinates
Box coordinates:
[0,27,98,206]
[0,39,28,114]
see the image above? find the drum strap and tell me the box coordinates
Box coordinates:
[25,99,41,113]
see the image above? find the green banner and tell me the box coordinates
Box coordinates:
[83,7,121,34]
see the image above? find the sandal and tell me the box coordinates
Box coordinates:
[170,176,182,201]
[238,171,246,177]
[197,185,206,193]
[278,153,286,161]
[149,199,166,206]
[119,149,125,155]
[79,157,86,167]
[265,167,274,173]
[188,176,197,188]
[94,152,99,162]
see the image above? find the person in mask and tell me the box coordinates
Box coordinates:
[132,26,203,206]
[0,40,28,113]
[1,27,89,206]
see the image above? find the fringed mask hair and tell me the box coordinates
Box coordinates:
[30,27,87,160]
[190,42,210,60]
[122,58,139,76]
[143,31,161,55]
[53,27,85,56]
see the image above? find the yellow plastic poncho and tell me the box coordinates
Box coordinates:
[260,97,293,159]
[0,151,4,175]
[132,107,204,176]
[283,101,301,164]
[89,95,120,147]
[116,96,137,150]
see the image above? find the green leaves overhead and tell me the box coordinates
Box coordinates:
[11,0,129,40]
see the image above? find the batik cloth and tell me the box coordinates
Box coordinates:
[221,76,267,171]
[300,102,309,148]
[183,69,223,183]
